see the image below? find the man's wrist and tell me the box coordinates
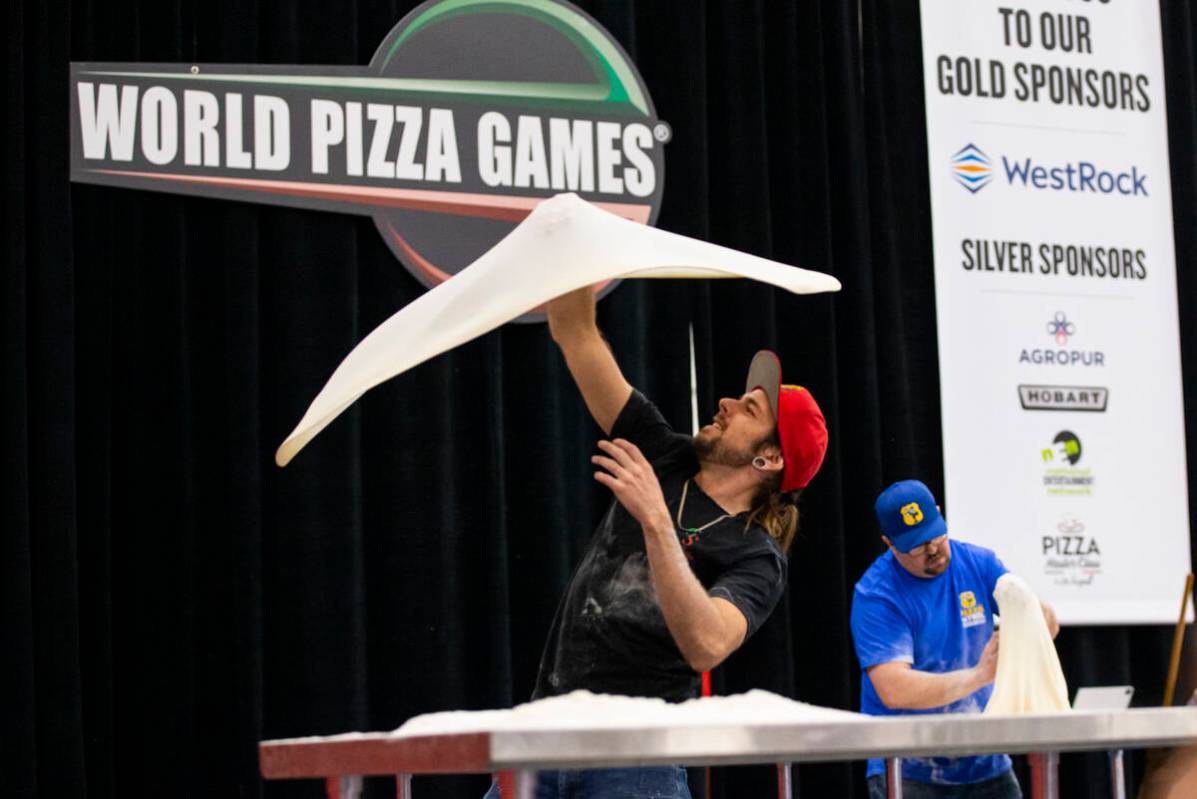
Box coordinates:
[642,512,676,542]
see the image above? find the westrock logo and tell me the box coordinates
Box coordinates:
[1040,430,1094,496]
[951,143,994,193]
[1019,311,1105,368]
[1042,515,1102,587]
[954,143,1148,198]
[68,0,670,319]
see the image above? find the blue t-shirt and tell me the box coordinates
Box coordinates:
[850,540,1009,784]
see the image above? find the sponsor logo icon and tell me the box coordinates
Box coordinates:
[1041,430,1093,495]
[1047,311,1075,345]
[1019,312,1104,367]
[1042,515,1102,586]
[952,143,993,193]
[959,590,987,627]
[1044,430,1082,465]
[1019,385,1108,412]
[900,502,924,526]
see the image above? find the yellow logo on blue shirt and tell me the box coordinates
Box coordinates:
[960,590,986,627]
[900,502,924,526]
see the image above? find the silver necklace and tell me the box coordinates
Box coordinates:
[676,479,733,535]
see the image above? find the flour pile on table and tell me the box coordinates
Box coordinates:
[985,573,1070,714]
[392,689,864,737]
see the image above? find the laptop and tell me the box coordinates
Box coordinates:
[1072,686,1134,711]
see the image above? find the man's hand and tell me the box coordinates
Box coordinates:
[973,631,1000,686]
[592,439,672,531]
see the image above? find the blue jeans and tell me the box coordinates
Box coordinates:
[867,769,1022,799]
[483,766,692,799]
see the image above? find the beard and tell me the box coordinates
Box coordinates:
[921,548,951,577]
[693,430,757,468]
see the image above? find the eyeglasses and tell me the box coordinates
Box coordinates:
[907,534,948,557]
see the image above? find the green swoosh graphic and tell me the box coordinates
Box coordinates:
[380,0,647,114]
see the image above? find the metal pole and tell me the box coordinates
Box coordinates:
[1029,752,1060,799]
[325,775,363,799]
[886,758,903,799]
[1108,750,1126,799]
[775,762,793,799]
[396,773,412,799]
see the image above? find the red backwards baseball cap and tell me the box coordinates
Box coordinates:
[745,350,829,492]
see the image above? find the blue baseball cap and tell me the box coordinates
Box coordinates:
[874,480,947,553]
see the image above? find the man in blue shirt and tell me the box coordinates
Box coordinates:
[851,480,1058,799]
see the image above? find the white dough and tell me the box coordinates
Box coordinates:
[389,689,865,737]
[984,573,1070,715]
[275,193,841,466]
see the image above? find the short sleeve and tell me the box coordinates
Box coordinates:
[850,588,914,669]
[982,549,1010,602]
[708,547,787,640]
[610,390,692,464]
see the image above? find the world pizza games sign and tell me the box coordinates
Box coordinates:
[69,0,669,313]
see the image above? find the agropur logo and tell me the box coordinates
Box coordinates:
[952,143,1148,197]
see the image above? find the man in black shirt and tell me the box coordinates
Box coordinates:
[487,287,829,799]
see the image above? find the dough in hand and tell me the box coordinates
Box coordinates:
[275,193,841,466]
[984,573,1070,714]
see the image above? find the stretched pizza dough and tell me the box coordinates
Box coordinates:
[984,573,1070,715]
[275,192,841,466]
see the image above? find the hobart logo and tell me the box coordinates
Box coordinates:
[900,502,924,526]
[1019,385,1108,412]
[68,0,670,321]
[1019,311,1105,367]
[952,143,993,193]
[1041,430,1093,496]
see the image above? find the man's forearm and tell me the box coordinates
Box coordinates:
[641,515,739,673]
[870,665,985,710]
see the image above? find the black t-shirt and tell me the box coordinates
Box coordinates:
[531,390,788,703]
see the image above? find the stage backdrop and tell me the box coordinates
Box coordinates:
[921,0,1192,624]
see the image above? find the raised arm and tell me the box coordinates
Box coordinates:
[546,287,633,435]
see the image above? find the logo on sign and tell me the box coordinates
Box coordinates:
[1047,311,1075,345]
[1019,312,1105,368]
[953,144,1149,198]
[1042,515,1102,586]
[1041,430,1094,495]
[69,0,670,322]
[1019,385,1108,412]
[952,143,993,193]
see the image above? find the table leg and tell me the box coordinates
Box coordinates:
[498,769,537,799]
[1029,752,1060,799]
[325,775,363,799]
[775,762,793,799]
[886,758,903,799]
[1108,750,1126,799]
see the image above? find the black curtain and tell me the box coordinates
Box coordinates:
[4,1,1196,797]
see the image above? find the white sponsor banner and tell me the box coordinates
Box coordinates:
[920,0,1191,624]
